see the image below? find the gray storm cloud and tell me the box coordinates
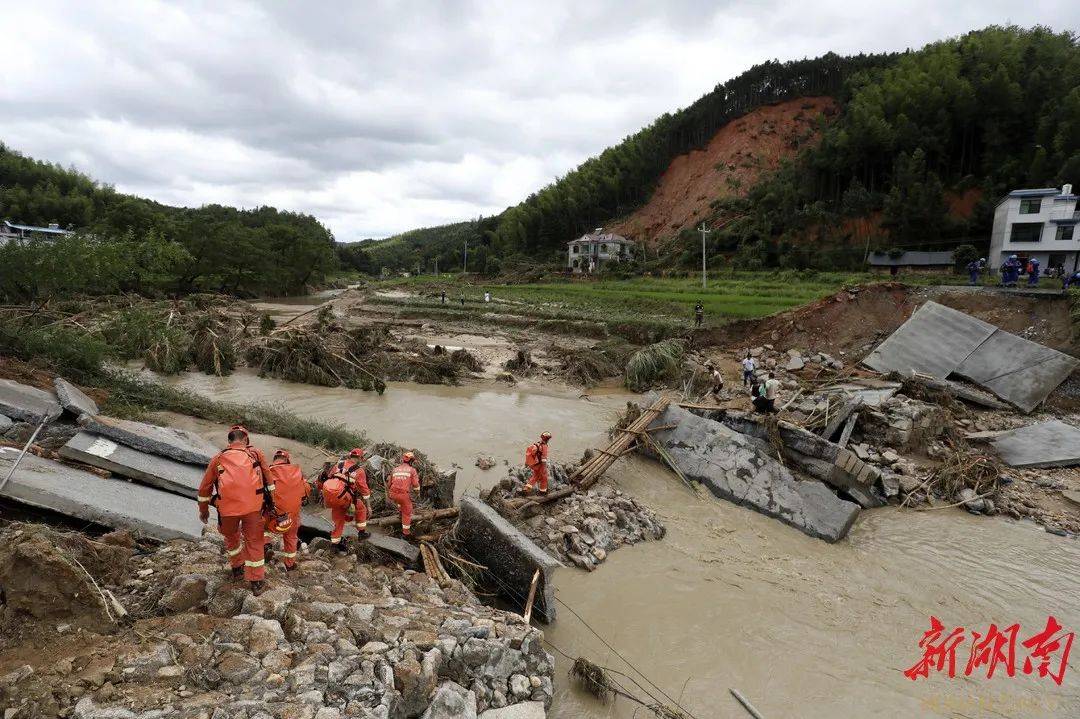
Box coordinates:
[1,0,1076,240]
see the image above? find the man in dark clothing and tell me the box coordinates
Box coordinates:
[693,302,704,328]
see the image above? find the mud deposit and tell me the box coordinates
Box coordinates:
[153,372,1080,718]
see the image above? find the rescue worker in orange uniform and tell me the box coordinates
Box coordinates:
[198,425,276,595]
[317,448,371,551]
[388,452,421,536]
[523,432,552,495]
[263,449,309,572]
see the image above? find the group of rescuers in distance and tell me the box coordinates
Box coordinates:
[196,424,553,596]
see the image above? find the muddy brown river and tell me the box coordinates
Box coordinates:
[160,370,1080,718]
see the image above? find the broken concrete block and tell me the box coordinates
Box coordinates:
[990,420,1080,469]
[59,432,204,496]
[78,414,217,465]
[365,532,420,564]
[647,405,860,542]
[784,356,805,371]
[0,415,12,434]
[0,447,203,541]
[456,497,561,622]
[0,379,62,425]
[53,378,99,417]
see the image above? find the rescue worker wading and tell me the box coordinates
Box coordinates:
[264,449,309,572]
[523,432,553,495]
[317,448,371,552]
[197,425,276,595]
[389,452,421,536]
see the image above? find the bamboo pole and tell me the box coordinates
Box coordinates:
[522,569,541,624]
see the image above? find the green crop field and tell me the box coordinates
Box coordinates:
[369,270,1016,334]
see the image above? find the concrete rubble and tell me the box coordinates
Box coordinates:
[456,497,562,622]
[0,524,556,719]
[59,430,206,496]
[0,447,204,541]
[990,420,1080,469]
[645,403,860,542]
[0,377,63,425]
[858,395,948,450]
[78,414,218,466]
[54,377,100,417]
[501,464,665,572]
[863,301,1078,413]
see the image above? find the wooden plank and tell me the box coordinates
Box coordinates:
[837,411,858,450]
[367,506,459,527]
[522,569,541,624]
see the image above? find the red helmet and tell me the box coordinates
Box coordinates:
[266,512,292,535]
[402,451,416,464]
[540,432,552,442]
[273,448,291,463]
[348,448,365,459]
[229,424,249,437]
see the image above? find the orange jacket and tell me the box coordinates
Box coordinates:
[388,463,420,495]
[268,461,309,515]
[525,441,549,468]
[333,458,371,499]
[198,442,274,517]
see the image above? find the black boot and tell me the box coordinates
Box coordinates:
[263,544,275,562]
[231,566,244,580]
[334,539,349,553]
[357,530,371,540]
[250,580,266,596]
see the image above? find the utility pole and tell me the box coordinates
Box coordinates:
[463,240,469,274]
[434,257,438,276]
[698,223,712,290]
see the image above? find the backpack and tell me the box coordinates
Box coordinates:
[525,443,541,467]
[320,474,354,510]
[213,447,267,515]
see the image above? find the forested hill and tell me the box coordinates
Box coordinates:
[368,25,1079,273]
[0,145,337,298]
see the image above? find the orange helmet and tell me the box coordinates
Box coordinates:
[266,511,293,535]
[540,432,552,442]
[273,448,291,463]
[229,424,249,440]
[348,448,365,459]
[402,451,416,464]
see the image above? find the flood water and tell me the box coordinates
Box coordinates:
[158,370,1080,718]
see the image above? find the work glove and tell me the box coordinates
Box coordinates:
[198,504,209,524]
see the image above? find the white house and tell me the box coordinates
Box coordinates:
[988,184,1079,273]
[0,220,74,243]
[567,230,635,273]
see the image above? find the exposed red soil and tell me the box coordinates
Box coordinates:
[700,283,1075,358]
[608,97,837,245]
[946,187,983,219]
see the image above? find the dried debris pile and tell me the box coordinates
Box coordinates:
[0,523,555,719]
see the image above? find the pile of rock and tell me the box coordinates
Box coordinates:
[499,466,665,571]
[858,395,947,449]
[0,525,554,719]
[743,345,845,374]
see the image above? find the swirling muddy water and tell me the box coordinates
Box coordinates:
[160,369,1080,718]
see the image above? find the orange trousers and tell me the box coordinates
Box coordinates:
[263,511,301,568]
[389,490,414,535]
[220,510,265,581]
[525,464,549,492]
[330,500,367,544]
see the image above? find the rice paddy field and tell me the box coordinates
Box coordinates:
[368,270,990,335]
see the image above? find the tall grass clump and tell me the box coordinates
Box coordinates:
[624,339,686,391]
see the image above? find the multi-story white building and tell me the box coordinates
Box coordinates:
[988,184,1079,273]
[566,230,635,273]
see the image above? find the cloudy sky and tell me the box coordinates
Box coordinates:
[2,2,1077,241]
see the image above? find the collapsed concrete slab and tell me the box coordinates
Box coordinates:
[864,302,996,379]
[954,332,1079,414]
[821,379,901,407]
[0,379,62,425]
[863,301,1077,413]
[53,378,99,417]
[700,408,883,508]
[456,496,561,622]
[990,420,1080,469]
[59,431,204,495]
[0,447,204,541]
[365,532,420,564]
[79,414,218,465]
[648,405,860,541]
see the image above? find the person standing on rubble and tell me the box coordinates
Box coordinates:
[741,352,757,388]
[693,302,704,328]
[263,449,309,572]
[523,432,553,496]
[197,425,276,595]
[318,448,371,551]
[389,452,422,537]
[762,372,781,414]
[706,363,724,401]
